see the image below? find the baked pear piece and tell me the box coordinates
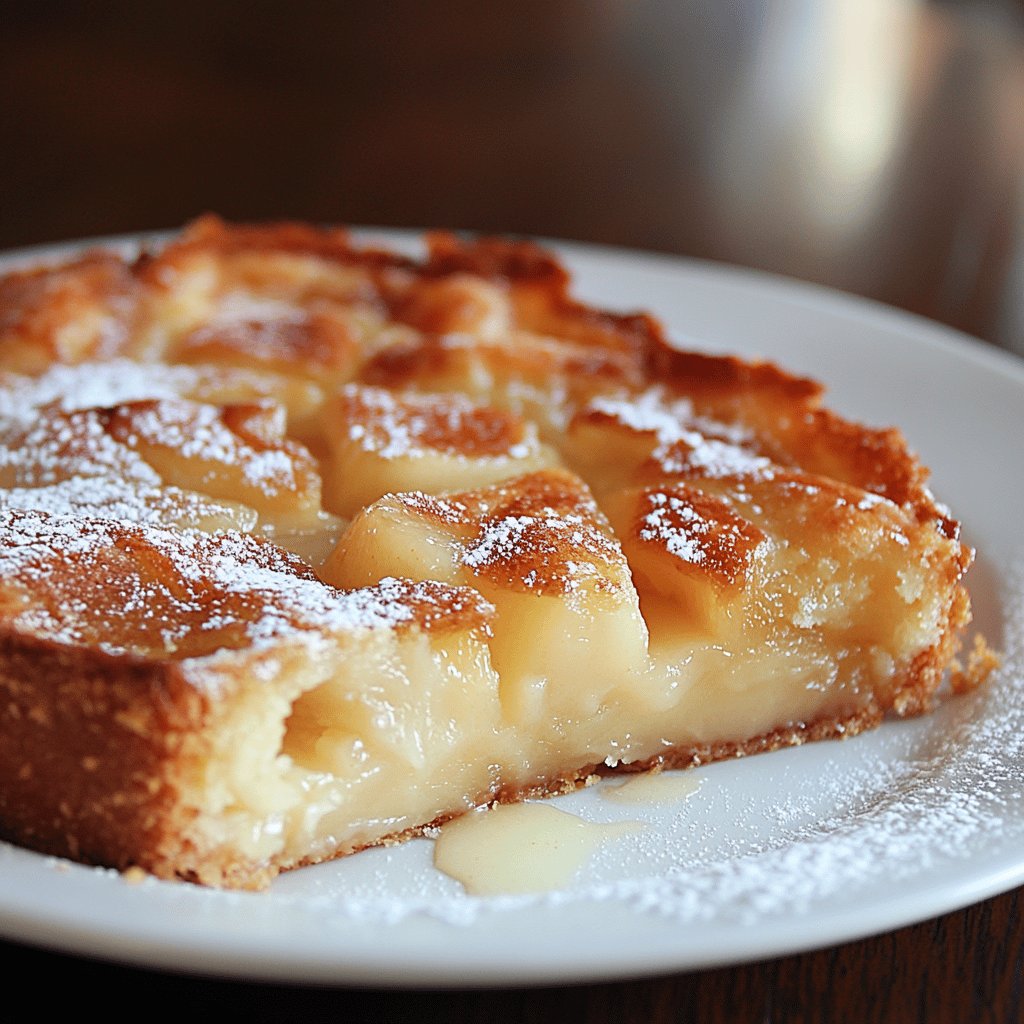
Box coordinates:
[0,252,142,373]
[0,360,342,562]
[0,217,984,888]
[323,469,653,786]
[319,383,559,518]
[563,385,973,730]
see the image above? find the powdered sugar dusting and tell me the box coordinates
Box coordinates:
[462,509,624,594]
[337,384,536,461]
[655,436,773,479]
[0,477,256,530]
[0,360,198,426]
[0,508,484,661]
[119,399,302,496]
[0,362,320,528]
[633,486,765,584]
[587,388,773,479]
[640,492,707,565]
[462,514,535,568]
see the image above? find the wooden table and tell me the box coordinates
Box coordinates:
[1,886,1022,1020]
[1,3,1022,1019]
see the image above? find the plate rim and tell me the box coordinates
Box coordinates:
[0,230,1020,987]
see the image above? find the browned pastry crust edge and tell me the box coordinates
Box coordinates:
[0,632,243,886]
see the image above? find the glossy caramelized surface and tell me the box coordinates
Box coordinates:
[0,218,975,887]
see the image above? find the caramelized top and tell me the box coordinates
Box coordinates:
[174,309,362,375]
[393,469,635,599]
[578,389,776,481]
[0,252,140,373]
[0,508,492,661]
[625,484,767,588]
[362,332,645,403]
[329,384,536,460]
[0,217,970,671]
[105,398,322,517]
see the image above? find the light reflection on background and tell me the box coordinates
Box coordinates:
[1,1,1022,351]
[708,1,911,258]
[620,0,1023,351]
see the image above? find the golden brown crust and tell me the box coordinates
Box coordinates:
[329,384,531,459]
[175,311,363,376]
[0,252,141,373]
[417,233,666,361]
[140,213,359,269]
[0,634,223,883]
[461,469,629,597]
[950,633,1001,695]
[620,483,766,590]
[360,331,646,405]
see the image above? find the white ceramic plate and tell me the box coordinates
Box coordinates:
[0,235,1021,987]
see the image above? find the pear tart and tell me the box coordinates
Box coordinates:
[0,217,978,888]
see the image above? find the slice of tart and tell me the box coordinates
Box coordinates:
[0,218,981,889]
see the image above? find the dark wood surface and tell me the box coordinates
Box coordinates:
[3,0,1023,351]
[3,886,1022,1021]
[1,3,1022,1020]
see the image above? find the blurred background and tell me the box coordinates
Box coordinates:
[2,0,1023,351]
[1,3,1023,1016]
